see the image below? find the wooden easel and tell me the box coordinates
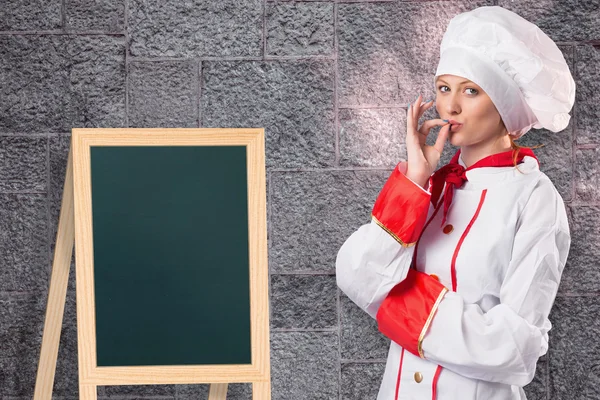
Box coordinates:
[33,145,76,400]
[33,128,271,399]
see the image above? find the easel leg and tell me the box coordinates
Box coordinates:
[79,383,97,399]
[208,383,228,399]
[253,381,271,399]
[34,147,75,400]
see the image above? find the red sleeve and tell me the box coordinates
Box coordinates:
[371,162,431,247]
[376,268,448,358]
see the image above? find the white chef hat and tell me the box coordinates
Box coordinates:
[433,6,576,139]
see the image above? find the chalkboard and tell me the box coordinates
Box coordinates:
[63,128,270,398]
[90,145,251,366]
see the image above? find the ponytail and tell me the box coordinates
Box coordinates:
[509,135,545,174]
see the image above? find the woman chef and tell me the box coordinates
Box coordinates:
[336,6,575,400]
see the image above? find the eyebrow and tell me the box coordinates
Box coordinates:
[436,78,472,85]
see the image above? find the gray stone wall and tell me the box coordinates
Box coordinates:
[1,0,598,399]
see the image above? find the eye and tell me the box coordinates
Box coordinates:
[437,85,478,95]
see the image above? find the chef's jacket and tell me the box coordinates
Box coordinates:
[336,153,570,399]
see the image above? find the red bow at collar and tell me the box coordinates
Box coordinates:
[430,148,539,227]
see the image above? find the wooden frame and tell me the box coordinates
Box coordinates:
[34,128,270,400]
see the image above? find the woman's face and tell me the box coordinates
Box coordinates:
[434,74,507,149]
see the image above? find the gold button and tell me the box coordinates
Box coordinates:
[430,274,439,281]
[414,371,423,383]
[443,224,454,234]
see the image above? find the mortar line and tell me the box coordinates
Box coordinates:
[125,0,130,128]
[334,1,343,397]
[572,45,577,203]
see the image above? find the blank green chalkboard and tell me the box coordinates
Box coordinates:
[90,145,251,366]
[65,128,270,399]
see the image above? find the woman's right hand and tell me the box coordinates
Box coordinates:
[405,94,451,188]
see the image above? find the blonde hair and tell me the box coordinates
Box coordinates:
[509,135,545,174]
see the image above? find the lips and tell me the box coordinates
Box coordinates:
[447,119,463,133]
[450,123,462,132]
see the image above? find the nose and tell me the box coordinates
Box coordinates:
[442,92,461,115]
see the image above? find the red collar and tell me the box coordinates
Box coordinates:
[451,147,539,170]
[430,148,539,227]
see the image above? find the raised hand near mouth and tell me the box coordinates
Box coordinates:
[404,94,451,188]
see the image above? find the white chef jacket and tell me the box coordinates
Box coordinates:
[336,154,571,399]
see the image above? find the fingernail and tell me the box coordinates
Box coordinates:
[443,119,449,122]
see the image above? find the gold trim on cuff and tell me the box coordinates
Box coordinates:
[418,287,448,359]
[371,214,416,248]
